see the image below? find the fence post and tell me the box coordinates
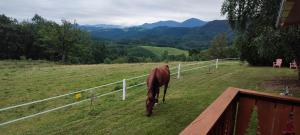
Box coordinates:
[122,79,126,100]
[216,58,219,69]
[177,63,181,79]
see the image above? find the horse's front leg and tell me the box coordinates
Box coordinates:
[163,83,168,103]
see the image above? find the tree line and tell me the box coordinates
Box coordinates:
[0,14,106,64]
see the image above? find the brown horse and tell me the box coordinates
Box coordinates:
[146,65,170,116]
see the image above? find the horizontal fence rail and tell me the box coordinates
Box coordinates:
[219,58,240,60]
[180,64,214,73]
[180,59,215,68]
[0,80,123,112]
[0,58,238,126]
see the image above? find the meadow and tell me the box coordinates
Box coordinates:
[140,46,189,56]
[0,60,297,135]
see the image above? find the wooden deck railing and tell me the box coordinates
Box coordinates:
[180,87,300,135]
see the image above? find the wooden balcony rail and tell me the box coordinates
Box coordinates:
[180,87,300,135]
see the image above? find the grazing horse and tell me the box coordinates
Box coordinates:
[146,65,170,116]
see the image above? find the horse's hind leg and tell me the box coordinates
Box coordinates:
[163,83,168,103]
[155,88,159,103]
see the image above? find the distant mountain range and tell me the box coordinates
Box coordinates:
[81,18,206,29]
[81,24,123,29]
[80,19,233,49]
[140,18,206,29]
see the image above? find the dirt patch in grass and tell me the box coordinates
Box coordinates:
[260,76,300,96]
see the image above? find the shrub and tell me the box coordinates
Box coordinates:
[104,58,112,64]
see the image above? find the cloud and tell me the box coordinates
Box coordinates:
[0,0,225,26]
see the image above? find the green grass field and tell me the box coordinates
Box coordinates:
[140,46,188,56]
[0,60,298,135]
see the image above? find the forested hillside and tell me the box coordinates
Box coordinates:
[81,20,233,49]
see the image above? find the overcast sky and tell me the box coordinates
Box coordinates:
[0,0,225,26]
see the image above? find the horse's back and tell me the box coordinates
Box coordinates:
[155,65,170,86]
[147,65,170,87]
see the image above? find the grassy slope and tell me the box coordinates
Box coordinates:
[140,46,188,56]
[0,60,297,135]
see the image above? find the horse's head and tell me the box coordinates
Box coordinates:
[146,82,157,116]
[146,96,154,116]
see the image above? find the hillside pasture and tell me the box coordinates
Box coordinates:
[140,46,188,56]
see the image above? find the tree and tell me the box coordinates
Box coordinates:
[281,26,300,79]
[91,41,107,63]
[162,50,169,60]
[0,14,26,59]
[221,0,300,79]
[58,20,77,62]
[208,33,228,59]
[0,14,110,64]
